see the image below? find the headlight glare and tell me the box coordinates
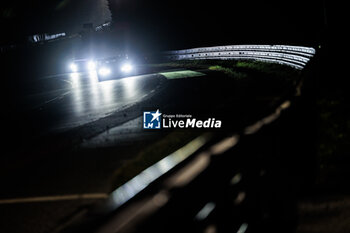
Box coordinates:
[69,63,78,72]
[121,63,133,73]
[98,67,111,76]
[87,61,96,70]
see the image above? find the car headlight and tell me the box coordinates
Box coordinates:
[98,67,111,76]
[121,63,133,73]
[69,63,78,72]
[87,60,96,70]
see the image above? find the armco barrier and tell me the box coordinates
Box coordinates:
[164,45,315,69]
[28,32,66,43]
[95,22,111,31]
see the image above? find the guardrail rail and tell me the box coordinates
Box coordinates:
[163,44,315,70]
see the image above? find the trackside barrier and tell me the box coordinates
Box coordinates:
[28,32,66,43]
[95,22,111,32]
[164,45,315,70]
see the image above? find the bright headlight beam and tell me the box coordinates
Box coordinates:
[98,67,111,76]
[69,63,78,72]
[87,61,96,70]
[121,63,132,73]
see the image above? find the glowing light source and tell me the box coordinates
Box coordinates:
[121,63,133,73]
[70,72,79,80]
[195,202,216,221]
[98,67,111,76]
[69,63,78,72]
[87,60,96,70]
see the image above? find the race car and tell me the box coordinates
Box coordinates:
[68,55,136,82]
[69,58,96,73]
[95,55,135,82]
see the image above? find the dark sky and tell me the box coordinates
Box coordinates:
[1,0,327,49]
[0,0,111,43]
[108,0,325,50]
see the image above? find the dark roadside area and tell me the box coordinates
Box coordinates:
[294,36,350,232]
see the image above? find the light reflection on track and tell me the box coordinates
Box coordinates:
[38,71,162,132]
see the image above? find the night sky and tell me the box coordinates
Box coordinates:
[0,0,338,50]
[107,0,325,50]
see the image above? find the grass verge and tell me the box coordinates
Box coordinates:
[151,59,301,81]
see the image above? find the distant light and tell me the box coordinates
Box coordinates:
[69,63,78,72]
[230,173,242,185]
[121,63,133,73]
[98,67,111,76]
[87,60,96,70]
[195,202,216,221]
[237,223,248,233]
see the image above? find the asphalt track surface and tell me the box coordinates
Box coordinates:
[0,68,193,233]
[15,70,164,134]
